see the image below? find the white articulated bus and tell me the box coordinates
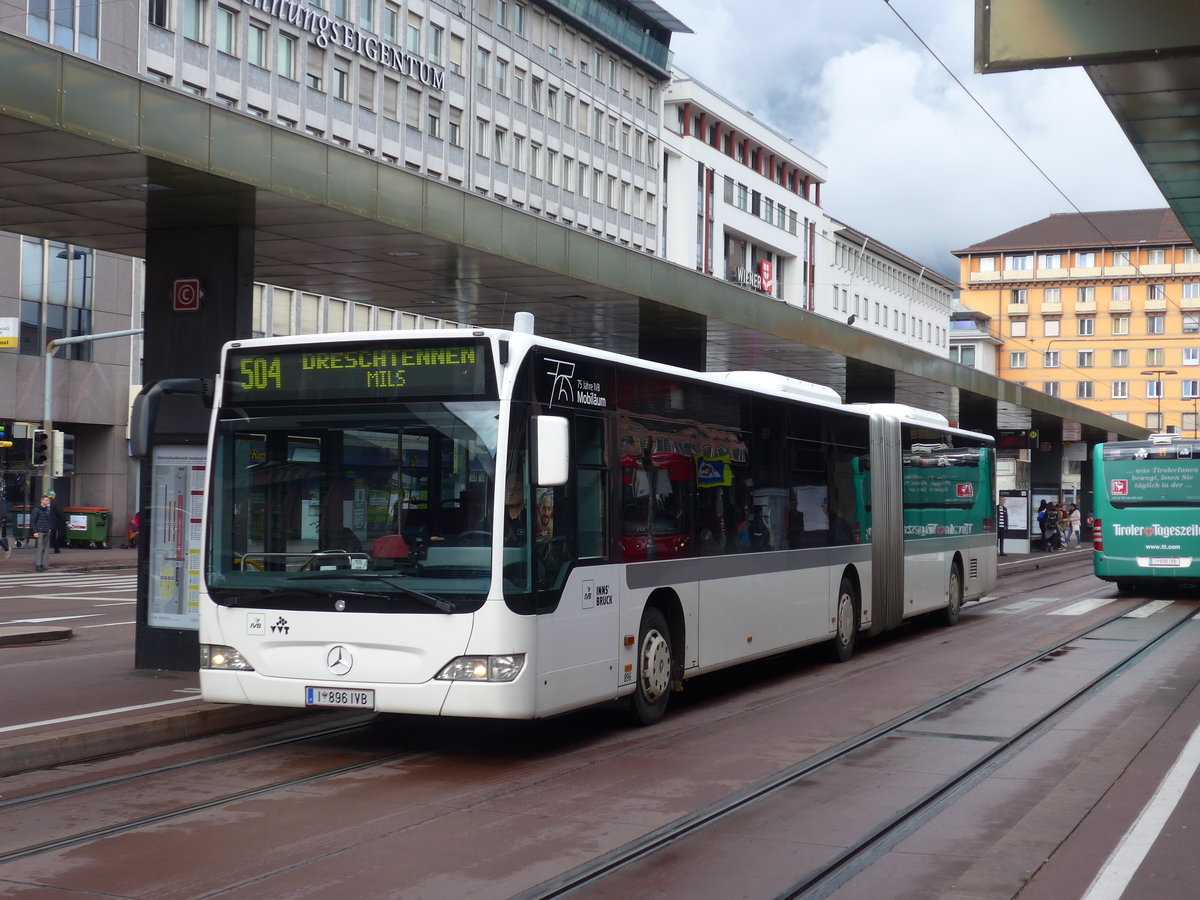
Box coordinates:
[197,313,996,724]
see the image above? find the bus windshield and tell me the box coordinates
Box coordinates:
[205,401,501,611]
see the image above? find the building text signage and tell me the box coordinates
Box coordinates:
[243,0,446,92]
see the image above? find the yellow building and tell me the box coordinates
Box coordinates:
[954,209,1200,436]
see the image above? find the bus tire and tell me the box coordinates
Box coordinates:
[831,576,859,663]
[1116,581,1137,593]
[939,562,964,626]
[630,607,672,726]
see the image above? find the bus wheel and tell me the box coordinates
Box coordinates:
[630,607,672,726]
[831,577,859,663]
[939,563,963,626]
[1116,581,1136,593]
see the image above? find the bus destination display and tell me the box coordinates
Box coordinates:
[225,342,489,403]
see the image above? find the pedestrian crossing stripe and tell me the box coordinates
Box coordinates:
[1048,598,1117,616]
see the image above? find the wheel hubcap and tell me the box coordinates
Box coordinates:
[640,629,671,703]
[837,593,854,645]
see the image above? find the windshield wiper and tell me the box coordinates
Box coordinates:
[212,586,383,607]
[290,572,457,613]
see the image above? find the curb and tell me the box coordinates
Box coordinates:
[0,703,307,778]
[0,625,72,646]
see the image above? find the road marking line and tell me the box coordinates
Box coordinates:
[0,614,102,624]
[82,621,136,628]
[1083,720,1200,900]
[0,696,198,735]
[1124,600,1175,618]
[1049,598,1117,616]
[980,597,1059,615]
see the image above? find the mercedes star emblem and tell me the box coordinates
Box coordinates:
[326,645,353,676]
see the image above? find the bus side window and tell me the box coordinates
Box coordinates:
[575,416,606,559]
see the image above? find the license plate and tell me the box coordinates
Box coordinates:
[305,687,375,709]
[1149,557,1182,567]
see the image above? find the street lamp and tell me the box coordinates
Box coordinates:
[1140,369,1178,432]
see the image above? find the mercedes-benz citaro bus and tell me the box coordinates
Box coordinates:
[1093,433,1200,591]
[186,312,996,725]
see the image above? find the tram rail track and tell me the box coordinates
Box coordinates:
[514,596,1200,899]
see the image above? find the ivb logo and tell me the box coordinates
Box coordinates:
[172,277,204,312]
[955,483,974,498]
[1111,479,1128,495]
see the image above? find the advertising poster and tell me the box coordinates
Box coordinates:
[148,445,206,630]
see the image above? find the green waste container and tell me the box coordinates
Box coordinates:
[64,507,111,549]
[11,505,31,541]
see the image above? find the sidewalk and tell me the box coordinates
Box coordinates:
[1,539,139,574]
[995,541,1093,578]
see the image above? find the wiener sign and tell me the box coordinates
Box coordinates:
[225,340,489,403]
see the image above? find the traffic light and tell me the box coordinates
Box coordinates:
[32,429,49,466]
[56,432,74,476]
[51,430,65,478]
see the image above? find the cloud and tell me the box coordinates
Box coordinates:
[670,0,1164,278]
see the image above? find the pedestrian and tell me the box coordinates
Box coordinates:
[46,489,66,554]
[31,495,54,572]
[1055,502,1069,550]
[1067,503,1082,548]
[1044,502,1062,552]
[1036,500,1048,551]
[0,495,10,560]
[996,496,1009,556]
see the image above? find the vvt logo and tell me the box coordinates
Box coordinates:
[545,358,576,408]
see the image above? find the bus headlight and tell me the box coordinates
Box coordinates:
[437,654,525,682]
[200,644,255,671]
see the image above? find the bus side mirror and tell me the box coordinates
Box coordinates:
[535,416,569,486]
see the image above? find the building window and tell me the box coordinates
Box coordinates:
[494,58,507,96]
[1006,255,1032,270]
[978,256,996,272]
[248,23,267,67]
[406,12,421,54]
[216,6,237,55]
[1148,248,1166,265]
[1147,314,1165,334]
[426,98,441,138]
[1010,319,1027,338]
[1043,287,1061,305]
[182,0,206,42]
[19,239,93,359]
[1147,379,1165,400]
[449,34,463,74]
[1184,314,1200,334]
[1010,288,1027,305]
[429,25,442,62]
[1184,346,1199,366]
[1076,251,1096,267]
[1112,284,1130,303]
[476,47,489,87]
[1038,253,1061,268]
[1112,381,1129,399]
[1044,318,1061,337]
[148,0,168,27]
[1009,351,1026,368]
[405,86,421,130]
[1112,315,1129,335]
[1076,382,1094,400]
[1184,380,1200,399]
[1077,350,1094,367]
[276,33,297,79]
[359,0,373,29]
[1148,283,1166,301]
[383,2,398,41]
[333,61,350,101]
[358,68,375,109]
[1077,316,1094,336]
[1112,349,1129,367]
[1044,351,1060,368]
[1077,286,1095,304]
[1146,413,1164,431]
[1113,249,1131,266]
[950,345,976,367]
[1044,382,1060,397]
[448,107,462,147]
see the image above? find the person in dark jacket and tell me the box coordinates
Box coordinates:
[996,496,1009,556]
[31,495,54,572]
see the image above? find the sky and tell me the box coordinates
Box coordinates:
[668,0,1166,279]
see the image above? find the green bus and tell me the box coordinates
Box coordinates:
[1093,435,1200,590]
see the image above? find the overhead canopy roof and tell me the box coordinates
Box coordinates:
[0,30,1139,443]
[976,0,1200,249]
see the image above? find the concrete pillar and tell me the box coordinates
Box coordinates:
[136,182,255,670]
